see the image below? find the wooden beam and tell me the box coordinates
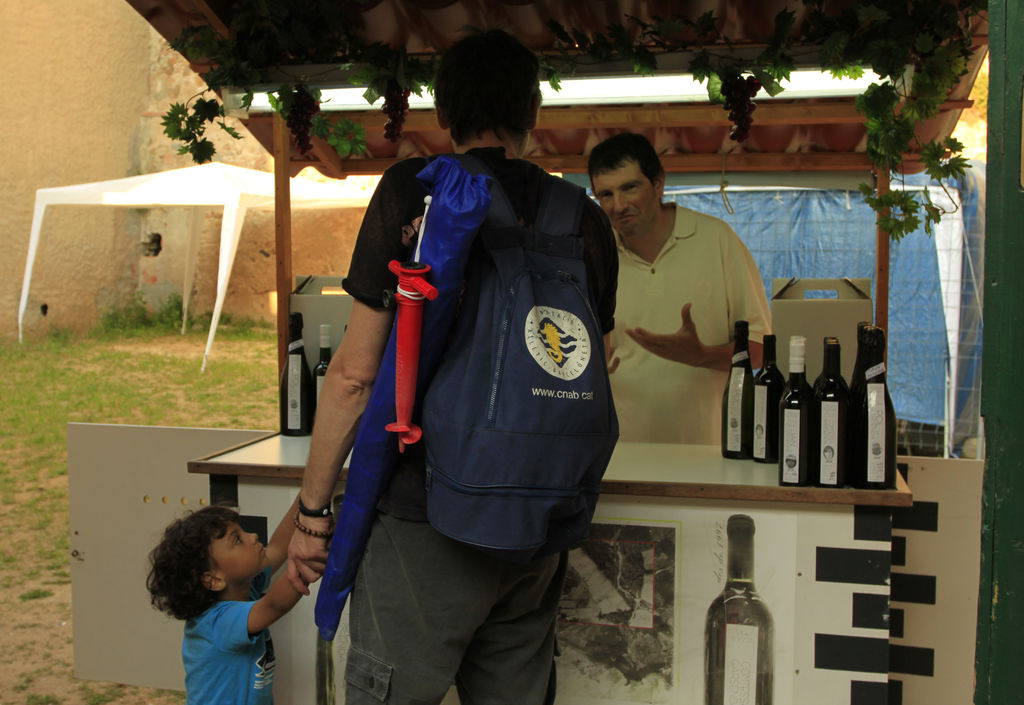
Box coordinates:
[315,99,972,131]
[307,135,343,177]
[874,168,890,336]
[309,151,876,175]
[273,112,293,378]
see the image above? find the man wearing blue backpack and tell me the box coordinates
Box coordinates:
[287,28,618,705]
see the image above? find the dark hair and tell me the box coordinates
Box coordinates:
[587,132,664,184]
[147,505,239,621]
[433,29,540,149]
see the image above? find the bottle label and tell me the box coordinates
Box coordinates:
[316,376,325,405]
[288,339,304,353]
[782,408,801,483]
[724,623,759,705]
[753,385,767,459]
[726,368,745,451]
[865,362,886,381]
[732,350,749,365]
[867,383,886,483]
[287,353,303,430]
[819,401,840,485]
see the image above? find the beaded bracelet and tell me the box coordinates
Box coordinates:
[293,511,334,539]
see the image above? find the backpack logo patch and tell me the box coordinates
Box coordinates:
[524,306,592,380]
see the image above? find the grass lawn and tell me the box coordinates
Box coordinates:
[0,317,279,705]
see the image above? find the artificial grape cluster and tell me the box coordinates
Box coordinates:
[382,79,411,143]
[722,74,761,143]
[287,87,320,155]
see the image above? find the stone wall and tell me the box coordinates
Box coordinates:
[3,0,365,342]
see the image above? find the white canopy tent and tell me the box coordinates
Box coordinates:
[19,162,371,370]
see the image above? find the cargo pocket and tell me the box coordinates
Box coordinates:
[346,646,393,702]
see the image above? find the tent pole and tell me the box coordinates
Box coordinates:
[874,168,890,337]
[274,112,293,377]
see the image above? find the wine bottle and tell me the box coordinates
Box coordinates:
[704,514,774,705]
[846,322,871,477]
[753,334,785,464]
[722,320,754,459]
[313,323,332,407]
[851,326,897,489]
[812,337,849,487]
[778,336,812,486]
[848,321,871,401]
[280,312,315,436]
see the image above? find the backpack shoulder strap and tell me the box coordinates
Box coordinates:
[535,174,586,237]
[441,154,585,243]
[442,153,518,228]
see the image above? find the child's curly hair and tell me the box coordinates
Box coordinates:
[147,505,239,621]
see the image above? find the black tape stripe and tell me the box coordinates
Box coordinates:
[209,474,238,506]
[817,547,891,585]
[851,680,888,705]
[852,593,890,631]
[890,573,936,605]
[892,501,938,532]
[891,536,907,566]
[889,608,905,639]
[815,634,889,673]
[854,505,892,542]
[889,644,935,676]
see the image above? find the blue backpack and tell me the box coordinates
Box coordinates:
[421,155,619,563]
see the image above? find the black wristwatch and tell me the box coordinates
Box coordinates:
[297,496,333,518]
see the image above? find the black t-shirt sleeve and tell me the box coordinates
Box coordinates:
[342,159,429,309]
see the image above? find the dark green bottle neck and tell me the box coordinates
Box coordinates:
[762,336,777,367]
[288,314,304,343]
[732,329,750,363]
[823,343,841,376]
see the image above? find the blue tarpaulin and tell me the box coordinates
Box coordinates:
[661,164,984,452]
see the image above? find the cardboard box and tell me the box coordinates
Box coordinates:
[771,278,872,382]
[290,275,354,370]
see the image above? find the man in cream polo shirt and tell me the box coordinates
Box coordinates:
[588,133,771,444]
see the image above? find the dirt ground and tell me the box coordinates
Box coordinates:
[0,334,279,705]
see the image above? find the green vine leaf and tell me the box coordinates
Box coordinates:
[688,51,714,84]
[324,118,368,159]
[691,11,717,38]
[539,56,563,90]
[706,73,725,104]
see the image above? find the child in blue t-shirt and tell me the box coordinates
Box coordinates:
[147,500,306,705]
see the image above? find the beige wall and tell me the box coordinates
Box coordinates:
[2,0,363,341]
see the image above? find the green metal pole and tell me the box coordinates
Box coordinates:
[976,1,1024,703]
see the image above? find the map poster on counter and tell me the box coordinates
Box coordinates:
[555,501,797,705]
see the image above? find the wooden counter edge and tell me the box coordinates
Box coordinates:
[189,453,912,507]
[602,470,912,507]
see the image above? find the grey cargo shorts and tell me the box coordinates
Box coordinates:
[344,512,567,705]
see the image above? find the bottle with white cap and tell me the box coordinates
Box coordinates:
[778,335,813,486]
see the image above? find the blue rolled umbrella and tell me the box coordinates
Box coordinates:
[315,156,492,640]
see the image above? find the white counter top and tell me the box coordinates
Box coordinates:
[189,433,911,507]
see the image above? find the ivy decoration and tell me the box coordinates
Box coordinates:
[545,0,984,240]
[161,0,984,242]
[350,46,437,143]
[161,92,241,164]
